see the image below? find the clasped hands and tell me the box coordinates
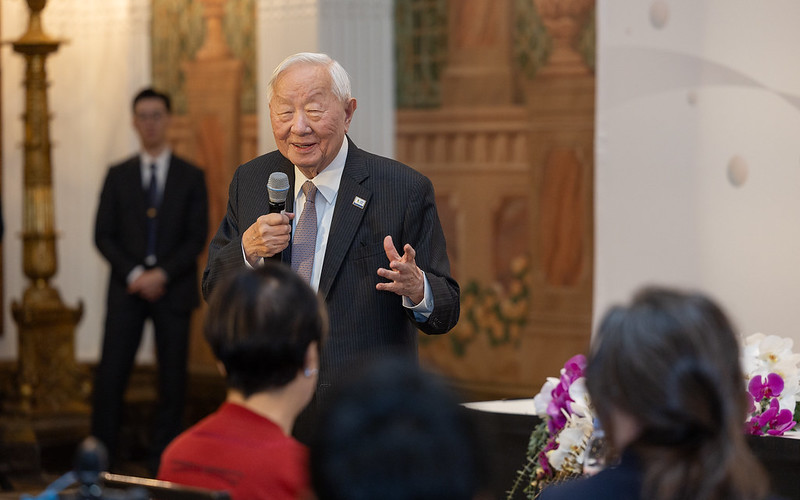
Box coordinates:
[244,215,424,305]
[128,268,168,302]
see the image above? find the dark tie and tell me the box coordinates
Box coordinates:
[291,181,318,282]
[145,163,158,266]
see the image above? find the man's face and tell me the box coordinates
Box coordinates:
[269,63,356,177]
[133,97,170,152]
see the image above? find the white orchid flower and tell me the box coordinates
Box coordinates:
[546,413,593,471]
[568,378,592,418]
[756,335,796,365]
[546,426,588,470]
[532,377,559,418]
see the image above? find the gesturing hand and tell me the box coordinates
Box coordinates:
[376,235,424,305]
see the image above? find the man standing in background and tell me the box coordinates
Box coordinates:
[92,88,208,474]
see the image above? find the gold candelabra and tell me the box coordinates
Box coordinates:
[9,0,86,416]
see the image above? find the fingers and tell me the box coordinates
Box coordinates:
[383,235,400,263]
[377,238,423,302]
[245,213,294,260]
[141,287,165,302]
[129,274,165,302]
[401,243,416,266]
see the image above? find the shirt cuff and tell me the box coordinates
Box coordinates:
[127,265,145,285]
[403,272,434,321]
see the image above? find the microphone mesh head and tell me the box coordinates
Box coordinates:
[267,172,290,204]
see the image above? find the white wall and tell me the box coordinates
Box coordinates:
[1,0,152,361]
[595,0,800,342]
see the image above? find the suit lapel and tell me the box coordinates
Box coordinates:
[156,155,184,241]
[317,143,370,300]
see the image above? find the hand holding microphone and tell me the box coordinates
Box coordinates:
[243,172,294,266]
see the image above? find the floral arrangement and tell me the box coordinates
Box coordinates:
[741,333,800,436]
[508,333,800,499]
[507,354,595,499]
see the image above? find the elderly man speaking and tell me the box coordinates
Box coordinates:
[202,52,459,439]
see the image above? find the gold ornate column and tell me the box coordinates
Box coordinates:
[9,0,85,418]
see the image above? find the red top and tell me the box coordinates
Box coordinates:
[158,402,309,500]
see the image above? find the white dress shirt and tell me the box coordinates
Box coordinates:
[249,138,433,317]
[140,149,171,201]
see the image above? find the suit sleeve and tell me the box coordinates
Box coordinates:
[158,167,208,281]
[202,167,247,300]
[95,169,137,284]
[404,174,460,335]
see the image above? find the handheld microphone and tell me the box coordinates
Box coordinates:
[268,172,290,214]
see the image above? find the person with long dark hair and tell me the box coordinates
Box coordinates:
[540,286,782,500]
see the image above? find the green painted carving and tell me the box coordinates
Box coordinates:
[152,0,256,115]
[513,0,552,80]
[578,5,596,73]
[395,0,448,109]
[421,256,530,357]
[395,0,596,109]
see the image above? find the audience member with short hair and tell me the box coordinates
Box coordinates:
[158,262,326,500]
[310,357,490,500]
[540,286,782,500]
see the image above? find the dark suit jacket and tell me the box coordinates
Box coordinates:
[539,450,786,500]
[95,153,208,312]
[202,137,459,393]
[538,450,642,500]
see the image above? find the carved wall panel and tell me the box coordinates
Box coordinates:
[398,0,596,401]
[540,148,586,287]
[156,0,258,372]
[153,0,256,114]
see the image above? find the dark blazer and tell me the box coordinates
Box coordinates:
[202,137,459,394]
[538,450,642,500]
[95,153,208,311]
[539,450,786,500]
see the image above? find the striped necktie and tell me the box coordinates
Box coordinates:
[291,181,318,282]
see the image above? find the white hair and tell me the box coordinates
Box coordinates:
[266,52,352,103]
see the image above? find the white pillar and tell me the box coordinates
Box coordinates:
[257,0,395,158]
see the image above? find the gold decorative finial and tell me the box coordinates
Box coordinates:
[15,0,59,48]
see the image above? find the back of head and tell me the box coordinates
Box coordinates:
[204,262,326,397]
[311,357,487,500]
[588,286,768,500]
